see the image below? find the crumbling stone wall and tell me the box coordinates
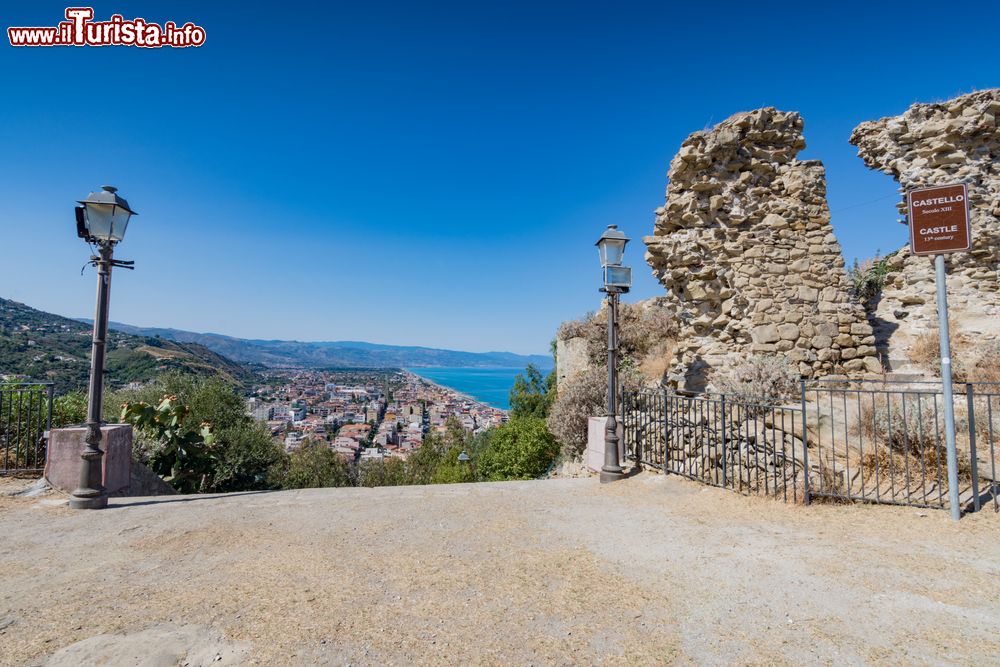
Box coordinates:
[644,108,880,388]
[849,89,1000,356]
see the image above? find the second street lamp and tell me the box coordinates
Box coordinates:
[69,186,137,510]
[595,225,631,484]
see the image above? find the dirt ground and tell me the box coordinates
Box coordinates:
[1,473,999,666]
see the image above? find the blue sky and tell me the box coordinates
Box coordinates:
[1,1,996,355]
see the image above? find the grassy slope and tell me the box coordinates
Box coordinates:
[0,297,255,393]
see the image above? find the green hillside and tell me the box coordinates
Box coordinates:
[0,298,256,393]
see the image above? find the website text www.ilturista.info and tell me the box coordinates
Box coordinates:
[8,7,205,48]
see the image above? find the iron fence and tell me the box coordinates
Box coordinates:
[803,379,998,513]
[621,379,1000,514]
[0,383,53,475]
[621,389,807,503]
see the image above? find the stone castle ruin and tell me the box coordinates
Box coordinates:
[849,90,1000,370]
[557,88,999,391]
[644,107,879,387]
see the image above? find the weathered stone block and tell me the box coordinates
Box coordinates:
[752,324,780,344]
[811,335,833,349]
[798,286,819,302]
[863,356,883,374]
[44,425,133,497]
[777,324,800,340]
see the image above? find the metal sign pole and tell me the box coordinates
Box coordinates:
[907,183,970,520]
[934,253,961,521]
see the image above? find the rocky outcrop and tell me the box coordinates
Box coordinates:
[645,108,879,389]
[849,89,1000,362]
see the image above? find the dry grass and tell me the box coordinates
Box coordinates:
[860,441,974,483]
[970,341,1000,383]
[138,345,190,360]
[638,340,675,384]
[908,320,972,380]
[856,392,939,452]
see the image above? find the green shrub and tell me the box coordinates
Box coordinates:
[849,253,894,306]
[52,391,87,427]
[212,421,286,492]
[275,439,351,489]
[114,372,285,493]
[121,396,217,493]
[357,456,409,487]
[478,416,559,481]
[430,445,478,484]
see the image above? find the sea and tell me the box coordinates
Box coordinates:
[405,367,537,410]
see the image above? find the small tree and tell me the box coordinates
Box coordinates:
[478,417,559,481]
[403,430,442,484]
[509,364,556,419]
[121,396,217,493]
[430,445,478,484]
[357,456,409,487]
[277,440,351,489]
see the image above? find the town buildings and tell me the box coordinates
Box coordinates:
[246,369,506,461]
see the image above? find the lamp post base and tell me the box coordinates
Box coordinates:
[600,467,625,484]
[68,493,108,510]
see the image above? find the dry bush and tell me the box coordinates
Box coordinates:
[857,393,939,453]
[815,456,851,498]
[712,355,798,409]
[546,366,643,456]
[856,392,975,482]
[908,320,970,380]
[638,340,675,384]
[969,340,1000,383]
[557,301,678,369]
[860,440,973,483]
[547,369,606,456]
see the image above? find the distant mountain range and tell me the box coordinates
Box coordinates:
[1,295,550,393]
[98,322,554,370]
[0,298,255,393]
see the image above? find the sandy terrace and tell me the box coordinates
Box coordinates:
[1,473,999,666]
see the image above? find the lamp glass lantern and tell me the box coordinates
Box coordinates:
[604,265,632,289]
[595,224,629,268]
[76,185,137,243]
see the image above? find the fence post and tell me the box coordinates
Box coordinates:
[44,384,54,469]
[46,384,53,432]
[966,383,981,512]
[662,391,669,475]
[800,379,810,505]
[720,394,728,489]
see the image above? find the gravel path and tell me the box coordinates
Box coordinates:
[2,474,999,665]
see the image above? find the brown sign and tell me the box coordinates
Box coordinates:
[908,183,971,255]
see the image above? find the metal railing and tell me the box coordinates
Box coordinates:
[621,389,806,503]
[803,379,998,513]
[621,380,1000,514]
[0,383,54,475]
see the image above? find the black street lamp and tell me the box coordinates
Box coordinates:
[595,225,631,484]
[69,186,137,510]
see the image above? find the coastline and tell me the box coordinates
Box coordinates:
[402,368,509,413]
